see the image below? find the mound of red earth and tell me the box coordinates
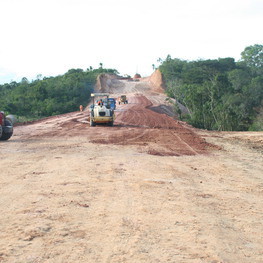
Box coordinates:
[89,94,212,156]
[146,69,166,93]
[133,73,141,79]
[15,75,214,157]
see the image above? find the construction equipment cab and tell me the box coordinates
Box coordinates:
[89,93,115,126]
[108,98,116,110]
[0,111,14,140]
[118,95,128,104]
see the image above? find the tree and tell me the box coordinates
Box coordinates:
[250,105,263,131]
[158,54,262,131]
[21,77,29,84]
[241,44,263,74]
[0,66,119,121]
[228,69,250,92]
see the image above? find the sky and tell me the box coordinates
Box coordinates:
[0,0,262,84]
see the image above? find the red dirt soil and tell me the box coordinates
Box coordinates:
[90,94,211,156]
[16,89,213,157]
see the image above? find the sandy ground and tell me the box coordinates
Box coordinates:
[0,78,262,263]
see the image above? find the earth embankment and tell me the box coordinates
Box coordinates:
[15,77,211,157]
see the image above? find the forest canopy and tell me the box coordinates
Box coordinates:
[1,45,262,131]
[0,66,118,122]
[158,44,263,131]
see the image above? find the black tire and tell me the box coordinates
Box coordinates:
[108,121,114,126]
[0,119,13,141]
[90,119,96,127]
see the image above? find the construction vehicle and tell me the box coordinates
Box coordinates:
[118,95,128,104]
[89,93,115,126]
[0,111,14,140]
[108,98,116,110]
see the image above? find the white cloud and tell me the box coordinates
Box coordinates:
[0,0,262,83]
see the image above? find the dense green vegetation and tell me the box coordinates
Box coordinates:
[0,67,118,122]
[159,44,263,131]
[1,45,262,131]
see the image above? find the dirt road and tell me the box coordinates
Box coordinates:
[0,78,262,263]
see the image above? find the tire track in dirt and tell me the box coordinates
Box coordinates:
[15,82,213,156]
[99,94,211,156]
[102,181,142,262]
[171,132,199,155]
